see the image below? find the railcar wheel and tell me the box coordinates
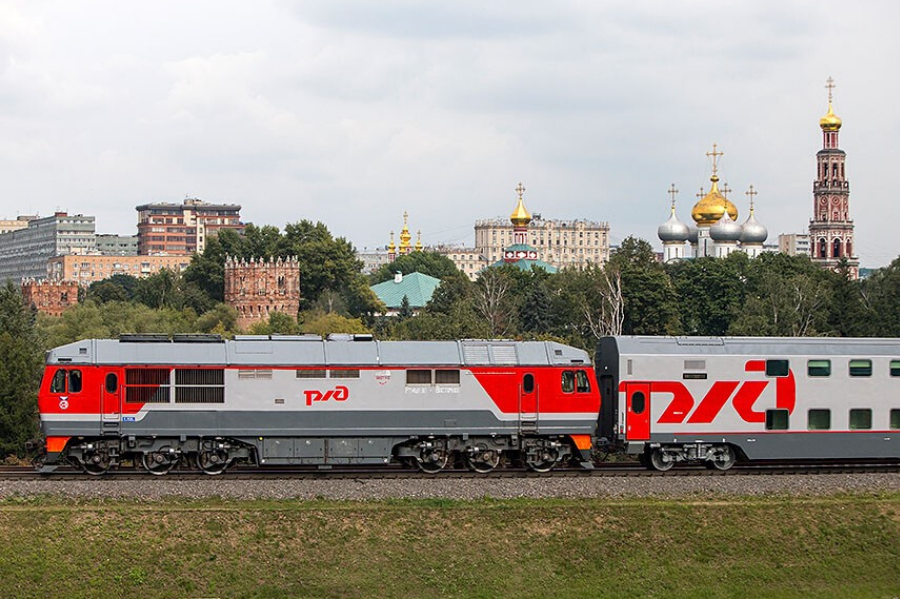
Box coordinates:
[464,447,501,474]
[648,448,675,472]
[416,448,449,474]
[525,447,559,473]
[710,446,737,472]
[142,449,179,476]
[196,450,229,475]
[82,453,111,476]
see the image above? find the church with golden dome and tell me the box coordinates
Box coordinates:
[658,143,767,262]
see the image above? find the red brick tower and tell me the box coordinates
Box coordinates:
[224,256,301,330]
[809,77,858,279]
[21,279,80,316]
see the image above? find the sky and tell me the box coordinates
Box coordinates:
[2,1,899,266]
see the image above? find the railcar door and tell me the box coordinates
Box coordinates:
[624,382,650,441]
[518,372,538,433]
[101,370,122,434]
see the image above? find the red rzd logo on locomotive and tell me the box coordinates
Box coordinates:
[304,385,349,406]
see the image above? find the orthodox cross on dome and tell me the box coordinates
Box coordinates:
[706,143,724,176]
[515,182,526,200]
[696,187,705,200]
[825,76,836,102]
[721,182,732,198]
[667,183,679,210]
[745,184,758,213]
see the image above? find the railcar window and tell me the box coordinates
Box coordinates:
[765,409,789,431]
[891,361,900,377]
[435,369,460,385]
[849,359,872,377]
[330,369,360,379]
[68,370,82,393]
[296,369,327,379]
[50,370,67,393]
[849,409,872,430]
[808,409,831,430]
[765,360,789,377]
[523,374,535,394]
[807,360,831,377]
[105,373,118,394]
[576,370,591,393]
[406,370,432,385]
[891,409,900,430]
[561,371,575,394]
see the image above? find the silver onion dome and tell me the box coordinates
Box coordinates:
[687,225,698,244]
[740,211,768,244]
[657,209,690,242]
[709,211,742,242]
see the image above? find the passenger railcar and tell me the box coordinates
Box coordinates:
[597,336,900,470]
[37,334,600,475]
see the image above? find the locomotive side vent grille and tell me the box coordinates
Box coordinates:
[239,369,273,380]
[463,345,490,365]
[490,345,518,365]
[174,368,225,404]
[296,369,327,379]
[125,368,171,404]
[330,369,361,379]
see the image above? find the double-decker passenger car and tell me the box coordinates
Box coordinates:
[596,336,900,470]
[37,334,601,475]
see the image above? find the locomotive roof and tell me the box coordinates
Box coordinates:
[46,336,591,367]
[608,335,900,357]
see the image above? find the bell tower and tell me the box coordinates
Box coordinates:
[809,77,858,279]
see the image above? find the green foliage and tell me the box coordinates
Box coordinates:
[371,251,461,283]
[299,310,370,337]
[0,281,42,457]
[609,237,680,335]
[249,311,302,336]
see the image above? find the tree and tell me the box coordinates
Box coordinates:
[249,311,301,336]
[371,252,461,284]
[667,253,749,336]
[299,310,371,336]
[474,267,518,337]
[397,295,413,320]
[0,281,43,457]
[609,237,679,335]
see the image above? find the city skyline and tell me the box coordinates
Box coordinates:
[2,2,899,266]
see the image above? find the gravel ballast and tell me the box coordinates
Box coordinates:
[1,473,899,501]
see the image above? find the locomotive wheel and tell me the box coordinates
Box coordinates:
[463,447,501,474]
[710,446,737,471]
[196,450,229,475]
[648,448,675,472]
[525,447,559,473]
[82,453,111,476]
[142,449,179,476]
[416,448,449,474]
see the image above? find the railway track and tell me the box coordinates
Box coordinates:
[1,460,898,482]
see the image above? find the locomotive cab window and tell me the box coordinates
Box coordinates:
[765,360,789,377]
[576,370,591,393]
[105,373,118,394]
[561,371,575,394]
[849,359,872,377]
[807,360,831,377]
[849,409,872,430]
[68,370,82,393]
[808,409,831,430]
[523,374,535,394]
[50,369,67,393]
[765,409,789,431]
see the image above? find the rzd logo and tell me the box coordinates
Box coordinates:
[623,360,796,424]
[303,385,349,407]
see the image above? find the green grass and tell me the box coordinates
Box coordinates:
[1,494,898,598]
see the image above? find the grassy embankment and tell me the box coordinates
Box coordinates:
[0,494,898,598]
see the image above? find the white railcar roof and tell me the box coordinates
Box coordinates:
[46,336,590,367]
[609,336,900,357]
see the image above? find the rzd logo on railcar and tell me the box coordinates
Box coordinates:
[303,386,349,407]
[623,359,797,424]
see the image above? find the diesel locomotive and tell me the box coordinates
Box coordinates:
[35,334,900,475]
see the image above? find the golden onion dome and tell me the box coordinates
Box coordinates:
[820,102,842,132]
[691,175,738,227]
[510,196,532,228]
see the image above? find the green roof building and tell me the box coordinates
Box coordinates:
[370,272,442,315]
